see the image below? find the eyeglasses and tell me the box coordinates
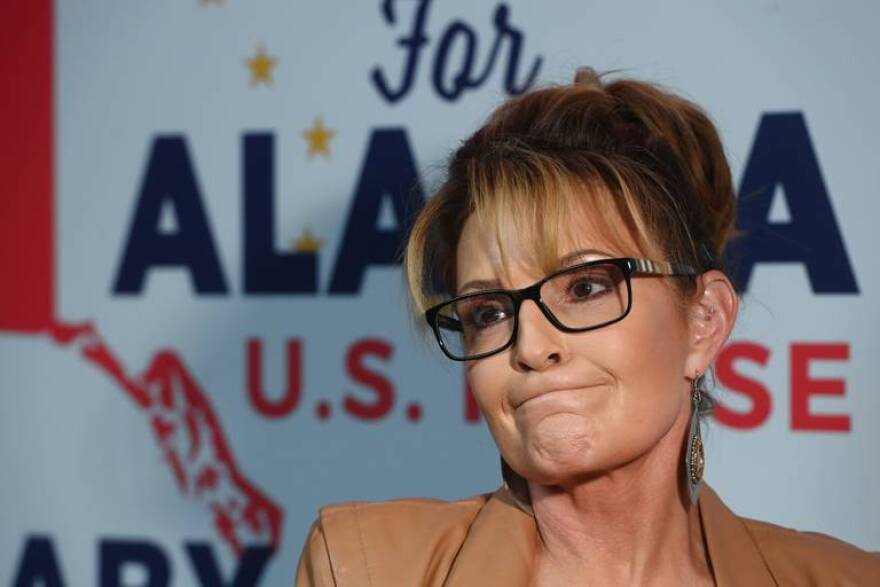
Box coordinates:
[424,257,697,361]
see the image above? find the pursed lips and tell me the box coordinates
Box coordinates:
[510,382,607,409]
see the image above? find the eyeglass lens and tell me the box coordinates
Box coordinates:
[436,262,629,359]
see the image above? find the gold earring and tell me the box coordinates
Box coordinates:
[684,374,705,504]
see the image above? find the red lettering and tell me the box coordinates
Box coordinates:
[791,343,850,432]
[714,342,772,429]
[246,338,303,418]
[344,338,395,420]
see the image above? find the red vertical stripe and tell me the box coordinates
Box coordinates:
[0,0,54,332]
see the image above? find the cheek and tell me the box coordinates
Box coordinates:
[601,289,690,438]
[466,359,508,419]
[466,358,519,446]
[627,289,691,378]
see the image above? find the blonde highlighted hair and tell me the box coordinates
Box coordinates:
[404,67,739,315]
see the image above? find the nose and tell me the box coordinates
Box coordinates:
[512,300,568,371]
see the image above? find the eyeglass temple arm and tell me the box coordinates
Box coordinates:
[630,258,698,276]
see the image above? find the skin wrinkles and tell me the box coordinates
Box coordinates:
[455,204,738,586]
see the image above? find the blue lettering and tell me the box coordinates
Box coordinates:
[12,535,65,587]
[186,542,274,586]
[371,0,432,103]
[329,129,424,294]
[243,133,318,294]
[113,137,228,294]
[433,21,478,101]
[493,4,542,95]
[100,539,170,587]
[729,112,858,293]
[373,0,541,103]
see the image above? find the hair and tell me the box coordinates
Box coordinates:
[404,68,736,415]
[403,67,740,408]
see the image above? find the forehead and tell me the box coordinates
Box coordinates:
[455,197,648,291]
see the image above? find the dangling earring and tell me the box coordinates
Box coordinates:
[684,373,705,504]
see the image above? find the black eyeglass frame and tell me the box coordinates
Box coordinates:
[423,257,698,361]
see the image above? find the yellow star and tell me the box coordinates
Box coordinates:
[302,118,335,158]
[246,46,276,87]
[292,227,323,253]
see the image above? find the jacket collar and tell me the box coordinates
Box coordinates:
[445,483,777,586]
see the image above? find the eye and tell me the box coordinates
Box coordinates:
[462,300,509,329]
[565,276,613,302]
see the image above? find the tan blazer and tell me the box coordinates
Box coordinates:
[295,483,880,586]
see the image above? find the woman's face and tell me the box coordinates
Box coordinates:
[456,208,699,487]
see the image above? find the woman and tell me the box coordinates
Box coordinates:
[296,68,879,585]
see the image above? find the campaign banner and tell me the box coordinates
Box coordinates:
[2,1,878,584]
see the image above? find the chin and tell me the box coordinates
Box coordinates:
[521,435,600,485]
[522,462,598,487]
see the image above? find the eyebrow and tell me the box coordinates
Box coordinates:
[456,248,616,295]
[558,248,615,268]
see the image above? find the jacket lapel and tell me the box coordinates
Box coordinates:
[444,487,537,586]
[445,483,777,586]
[698,485,777,586]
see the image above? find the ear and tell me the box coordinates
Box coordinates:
[683,270,739,379]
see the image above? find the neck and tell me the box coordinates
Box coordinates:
[526,413,711,585]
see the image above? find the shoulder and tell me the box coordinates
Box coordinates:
[295,492,493,586]
[741,516,880,584]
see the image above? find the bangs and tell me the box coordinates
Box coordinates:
[404,146,679,318]
[404,71,734,336]
[466,148,660,290]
